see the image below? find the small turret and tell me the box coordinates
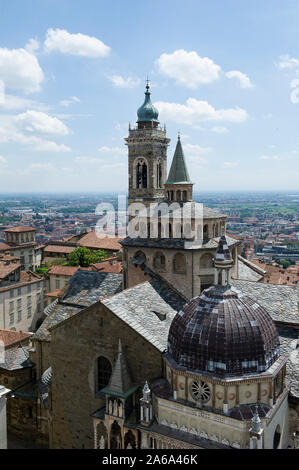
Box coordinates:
[213,227,234,286]
[140,381,152,426]
[249,406,264,449]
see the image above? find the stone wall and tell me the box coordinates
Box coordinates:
[50,300,163,449]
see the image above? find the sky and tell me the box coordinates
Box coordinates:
[0,0,298,193]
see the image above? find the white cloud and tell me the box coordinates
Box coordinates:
[28,163,55,171]
[156,49,221,88]
[44,28,110,58]
[0,114,71,152]
[184,143,212,156]
[155,98,247,126]
[211,126,228,133]
[14,110,69,135]
[290,78,299,104]
[0,94,42,111]
[25,38,40,54]
[33,140,71,152]
[276,54,299,69]
[102,162,125,169]
[76,156,104,164]
[98,145,126,155]
[0,155,7,163]
[225,70,253,88]
[259,155,282,161]
[0,47,44,93]
[222,161,238,168]
[109,75,141,88]
[59,96,80,107]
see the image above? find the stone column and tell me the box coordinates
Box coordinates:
[223,386,228,413]
[212,383,216,410]
[93,421,98,449]
[236,384,239,406]
[269,382,273,407]
[185,376,188,401]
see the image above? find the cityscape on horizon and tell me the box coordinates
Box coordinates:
[0,0,298,455]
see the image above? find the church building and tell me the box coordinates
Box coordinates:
[12,84,298,450]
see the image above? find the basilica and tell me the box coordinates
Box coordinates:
[11,84,298,450]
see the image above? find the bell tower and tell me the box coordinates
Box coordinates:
[124,82,170,207]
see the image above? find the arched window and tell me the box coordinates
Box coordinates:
[97,356,112,391]
[133,250,146,265]
[200,253,214,269]
[174,223,182,238]
[154,251,166,271]
[273,425,281,449]
[182,190,187,202]
[142,163,147,188]
[135,159,148,189]
[176,190,181,201]
[173,253,186,274]
[203,224,209,239]
[156,162,162,188]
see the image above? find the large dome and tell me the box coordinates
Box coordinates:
[167,285,280,377]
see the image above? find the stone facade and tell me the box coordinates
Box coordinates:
[122,240,241,299]
[0,275,48,332]
[49,301,163,448]
[125,126,170,207]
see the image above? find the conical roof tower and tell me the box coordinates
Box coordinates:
[164,134,193,202]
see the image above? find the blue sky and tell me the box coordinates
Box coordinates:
[0,0,298,192]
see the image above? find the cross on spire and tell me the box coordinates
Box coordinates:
[146,76,150,91]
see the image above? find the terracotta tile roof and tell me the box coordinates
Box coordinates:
[0,263,21,280]
[4,226,36,232]
[0,243,12,251]
[226,232,243,240]
[20,271,41,282]
[78,232,122,251]
[0,329,32,348]
[91,259,122,274]
[47,265,78,276]
[43,245,76,254]
[45,288,65,298]
[251,258,299,286]
[0,253,20,262]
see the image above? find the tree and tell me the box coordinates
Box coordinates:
[280,259,291,270]
[67,247,107,267]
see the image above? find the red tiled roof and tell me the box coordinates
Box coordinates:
[78,232,122,251]
[0,329,32,348]
[0,254,20,261]
[45,288,65,298]
[0,263,21,280]
[0,243,12,251]
[91,258,122,274]
[43,245,76,254]
[47,265,78,276]
[4,226,36,232]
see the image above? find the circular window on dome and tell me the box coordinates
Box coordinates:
[191,380,211,403]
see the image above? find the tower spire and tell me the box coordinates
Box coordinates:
[165,135,191,184]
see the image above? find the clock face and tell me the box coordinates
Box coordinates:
[191,380,211,403]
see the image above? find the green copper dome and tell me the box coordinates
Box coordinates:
[137,84,159,123]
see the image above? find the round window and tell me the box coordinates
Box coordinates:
[191,380,211,403]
